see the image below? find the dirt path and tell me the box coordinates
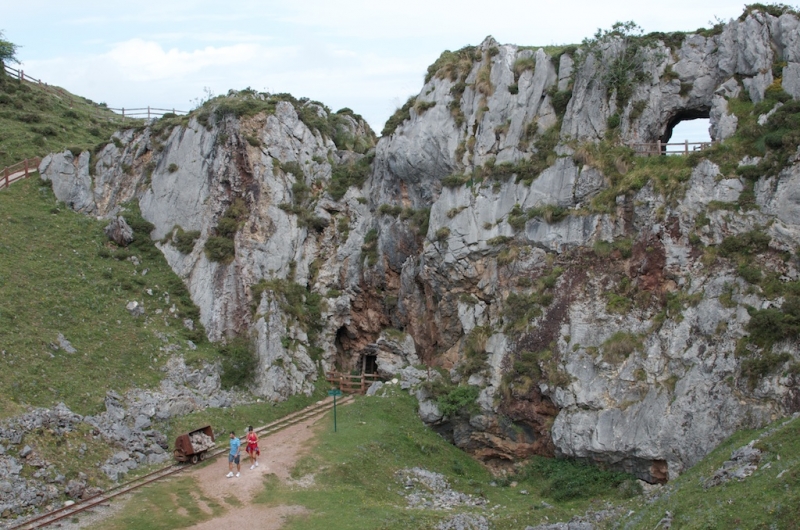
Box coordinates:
[63,401,337,530]
[185,405,335,529]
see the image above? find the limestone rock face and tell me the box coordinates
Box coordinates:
[39,8,800,484]
[39,151,95,214]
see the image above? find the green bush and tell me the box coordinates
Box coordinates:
[425,46,478,83]
[718,230,770,257]
[441,173,470,188]
[173,228,201,254]
[550,89,572,116]
[746,296,800,347]
[602,331,642,363]
[167,163,178,173]
[741,352,792,389]
[329,153,373,200]
[414,100,436,114]
[204,236,235,263]
[251,278,325,344]
[219,336,258,389]
[378,204,403,217]
[513,57,537,80]
[362,228,379,266]
[436,385,480,417]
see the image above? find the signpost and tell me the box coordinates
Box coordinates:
[328,389,343,432]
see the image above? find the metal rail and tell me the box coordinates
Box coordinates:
[7,395,353,529]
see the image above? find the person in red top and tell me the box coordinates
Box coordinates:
[245,425,260,469]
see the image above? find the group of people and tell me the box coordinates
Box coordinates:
[226,425,260,478]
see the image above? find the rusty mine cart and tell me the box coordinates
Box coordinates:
[173,425,215,464]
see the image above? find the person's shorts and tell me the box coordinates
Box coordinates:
[246,444,260,456]
[228,454,240,464]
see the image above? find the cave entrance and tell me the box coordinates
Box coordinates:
[361,353,378,375]
[659,109,712,155]
[334,326,356,371]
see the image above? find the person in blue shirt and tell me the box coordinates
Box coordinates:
[226,431,241,478]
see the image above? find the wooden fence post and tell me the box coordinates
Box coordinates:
[685,140,689,155]
[657,140,661,156]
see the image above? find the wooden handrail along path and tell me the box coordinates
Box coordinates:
[325,371,385,395]
[0,157,41,191]
[630,139,716,156]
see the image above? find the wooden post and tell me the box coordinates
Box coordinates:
[122,107,125,118]
[148,106,151,120]
[657,139,661,156]
[685,139,689,155]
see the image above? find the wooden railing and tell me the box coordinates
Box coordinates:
[630,140,716,156]
[1,157,42,191]
[2,65,187,121]
[325,371,385,395]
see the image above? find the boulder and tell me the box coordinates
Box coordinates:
[104,216,135,246]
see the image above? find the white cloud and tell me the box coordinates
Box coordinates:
[11,0,752,131]
[104,39,273,81]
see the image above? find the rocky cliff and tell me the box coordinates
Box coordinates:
[40,6,800,483]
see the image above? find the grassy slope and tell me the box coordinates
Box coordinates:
[0,70,130,168]
[0,176,220,418]
[93,388,637,530]
[626,415,800,529]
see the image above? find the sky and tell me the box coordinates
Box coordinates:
[2,1,751,136]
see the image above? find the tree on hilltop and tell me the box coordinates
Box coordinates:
[0,30,20,68]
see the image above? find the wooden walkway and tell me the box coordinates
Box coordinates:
[0,157,41,191]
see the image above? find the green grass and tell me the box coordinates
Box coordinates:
[86,475,224,529]
[628,416,800,529]
[0,71,130,168]
[0,177,221,417]
[253,388,630,530]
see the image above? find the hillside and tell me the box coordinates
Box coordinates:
[0,68,130,168]
[0,176,221,418]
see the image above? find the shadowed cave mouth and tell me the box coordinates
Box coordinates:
[659,108,712,150]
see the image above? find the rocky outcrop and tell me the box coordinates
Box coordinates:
[37,7,800,485]
[0,355,240,519]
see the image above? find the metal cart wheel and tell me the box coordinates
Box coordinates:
[199,451,206,461]
[191,454,199,464]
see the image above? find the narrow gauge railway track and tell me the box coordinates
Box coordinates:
[7,395,353,530]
